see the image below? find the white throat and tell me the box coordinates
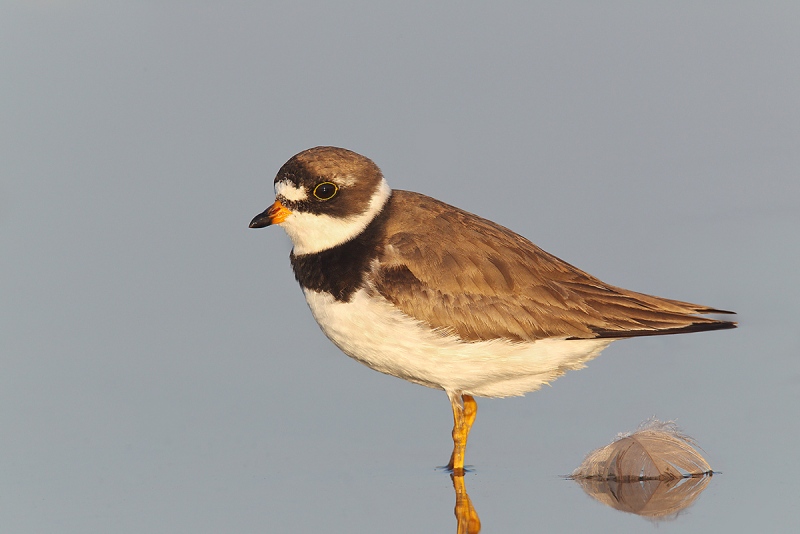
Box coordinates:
[279,178,392,256]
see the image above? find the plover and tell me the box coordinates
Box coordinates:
[250,146,736,474]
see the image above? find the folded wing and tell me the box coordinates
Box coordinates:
[372,191,736,342]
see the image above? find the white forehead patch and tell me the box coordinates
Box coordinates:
[274,180,308,202]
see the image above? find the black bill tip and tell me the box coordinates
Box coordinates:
[249,209,272,228]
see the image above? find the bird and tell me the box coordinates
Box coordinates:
[249,146,736,475]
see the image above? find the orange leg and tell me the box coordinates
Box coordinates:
[446,394,478,475]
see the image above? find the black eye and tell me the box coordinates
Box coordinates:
[313,182,338,200]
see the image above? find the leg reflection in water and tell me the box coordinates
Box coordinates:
[451,473,481,534]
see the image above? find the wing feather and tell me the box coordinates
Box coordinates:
[371,191,735,342]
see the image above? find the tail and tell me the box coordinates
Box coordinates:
[568,289,737,340]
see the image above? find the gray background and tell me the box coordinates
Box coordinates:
[2,1,798,532]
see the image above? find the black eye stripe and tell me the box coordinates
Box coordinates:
[313,182,339,200]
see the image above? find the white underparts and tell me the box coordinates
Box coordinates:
[303,287,615,398]
[279,178,392,256]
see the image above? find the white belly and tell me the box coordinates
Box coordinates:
[302,288,614,398]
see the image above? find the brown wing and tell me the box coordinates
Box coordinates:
[371,191,736,342]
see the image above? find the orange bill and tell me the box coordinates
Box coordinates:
[249,199,292,228]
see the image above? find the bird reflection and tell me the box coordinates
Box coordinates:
[445,461,709,532]
[440,418,713,531]
[451,473,481,533]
